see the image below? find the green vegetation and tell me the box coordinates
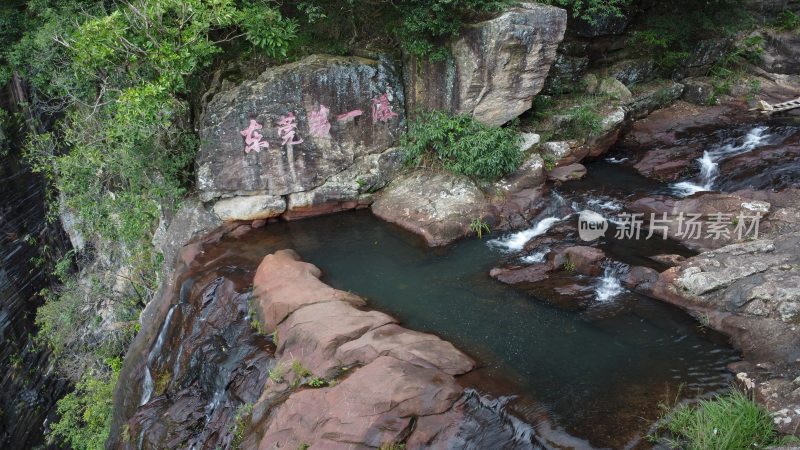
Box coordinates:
[268,362,287,383]
[379,443,406,450]
[656,390,792,449]
[291,360,311,378]
[562,260,576,272]
[403,110,523,181]
[469,218,491,239]
[628,0,752,71]
[230,402,254,450]
[47,357,120,450]
[774,10,800,32]
[306,377,327,388]
[541,0,629,23]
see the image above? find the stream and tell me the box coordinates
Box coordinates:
[120,119,800,449]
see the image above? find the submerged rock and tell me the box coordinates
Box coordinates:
[403,3,567,126]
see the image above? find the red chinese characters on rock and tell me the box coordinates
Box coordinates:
[308,105,331,138]
[239,119,270,154]
[277,112,304,146]
[371,93,397,124]
[335,109,363,122]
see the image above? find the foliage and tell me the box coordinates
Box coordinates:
[628,0,752,71]
[268,362,287,383]
[563,260,576,272]
[657,390,790,449]
[379,443,406,450]
[541,0,629,22]
[291,360,311,378]
[774,10,800,32]
[306,377,327,388]
[469,218,491,239]
[230,402,254,450]
[47,357,121,450]
[397,0,509,61]
[403,110,523,181]
[563,104,604,137]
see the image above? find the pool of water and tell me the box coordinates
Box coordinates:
[231,209,738,448]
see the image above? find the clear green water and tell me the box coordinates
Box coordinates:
[235,210,737,448]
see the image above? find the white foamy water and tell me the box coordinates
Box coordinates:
[586,198,623,212]
[671,126,771,197]
[489,217,561,252]
[521,249,549,263]
[140,305,177,406]
[605,156,629,163]
[595,263,627,302]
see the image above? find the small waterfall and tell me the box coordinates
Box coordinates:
[595,262,628,302]
[672,126,771,197]
[139,368,154,406]
[139,304,177,406]
[489,192,570,252]
[489,218,561,252]
[520,249,549,264]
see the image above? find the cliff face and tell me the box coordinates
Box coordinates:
[0,83,70,449]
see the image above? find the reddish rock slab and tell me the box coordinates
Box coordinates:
[553,246,605,276]
[334,324,475,376]
[252,249,365,331]
[489,263,551,285]
[257,356,463,450]
[275,301,397,377]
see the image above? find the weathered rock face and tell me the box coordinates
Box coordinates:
[372,170,492,246]
[403,3,567,126]
[650,232,800,435]
[758,30,800,75]
[197,54,405,219]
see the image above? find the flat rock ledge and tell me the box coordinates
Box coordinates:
[650,231,800,435]
[246,249,494,449]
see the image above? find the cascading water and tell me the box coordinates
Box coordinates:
[139,304,176,406]
[672,126,772,197]
[489,192,570,252]
[594,262,628,302]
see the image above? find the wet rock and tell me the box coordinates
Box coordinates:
[403,3,567,126]
[621,266,659,294]
[212,194,286,221]
[335,324,475,376]
[252,249,366,331]
[629,193,772,251]
[257,356,463,449]
[196,54,405,203]
[547,163,587,181]
[553,246,605,276]
[372,170,491,246]
[490,263,551,284]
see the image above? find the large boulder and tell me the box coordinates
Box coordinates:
[196,54,405,218]
[758,30,800,75]
[403,3,567,126]
[372,170,491,246]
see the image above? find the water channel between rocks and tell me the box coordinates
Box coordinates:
[128,119,800,449]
